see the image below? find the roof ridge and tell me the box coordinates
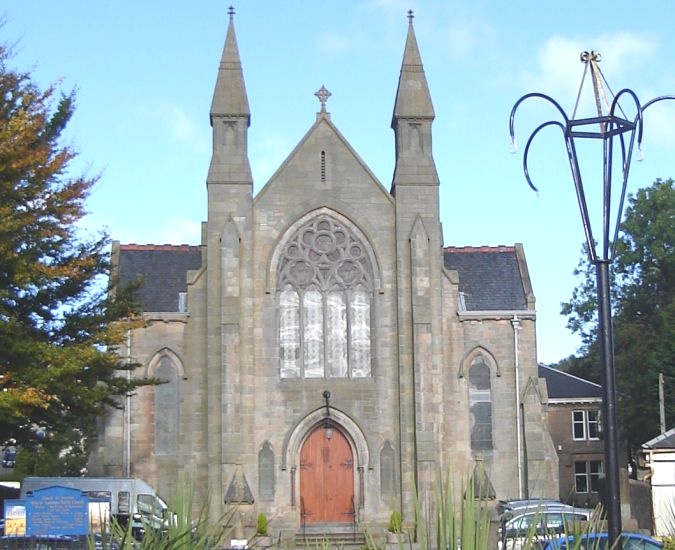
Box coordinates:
[444,245,515,253]
[120,244,200,251]
[642,426,675,448]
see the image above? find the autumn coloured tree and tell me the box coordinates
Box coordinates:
[0,43,146,474]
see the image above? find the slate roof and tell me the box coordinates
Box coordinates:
[642,427,675,450]
[538,364,602,400]
[117,244,202,312]
[443,246,528,310]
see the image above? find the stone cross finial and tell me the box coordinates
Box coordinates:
[228,5,235,19]
[315,85,332,112]
[407,9,414,22]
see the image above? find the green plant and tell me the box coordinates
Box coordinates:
[256,512,269,536]
[89,480,234,549]
[388,510,402,534]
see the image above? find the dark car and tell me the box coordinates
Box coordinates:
[2,451,16,468]
[539,532,663,550]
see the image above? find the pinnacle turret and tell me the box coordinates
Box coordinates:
[210,7,250,122]
[391,10,438,191]
[207,7,252,187]
[391,10,434,125]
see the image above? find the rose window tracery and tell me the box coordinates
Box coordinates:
[277,214,373,378]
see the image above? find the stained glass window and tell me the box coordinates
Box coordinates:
[277,214,373,378]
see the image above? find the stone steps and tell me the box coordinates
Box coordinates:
[294,524,366,549]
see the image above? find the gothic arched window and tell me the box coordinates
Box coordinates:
[155,356,179,454]
[469,356,493,451]
[278,214,373,378]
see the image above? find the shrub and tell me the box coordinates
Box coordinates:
[388,510,403,534]
[256,512,269,536]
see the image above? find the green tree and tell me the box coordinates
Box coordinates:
[557,178,675,450]
[0,42,148,474]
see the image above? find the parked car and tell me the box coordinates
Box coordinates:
[498,506,594,550]
[497,498,567,518]
[538,532,663,550]
[1,450,16,468]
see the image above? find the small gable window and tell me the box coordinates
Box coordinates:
[277,214,373,379]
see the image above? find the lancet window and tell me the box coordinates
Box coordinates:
[469,356,493,450]
[278,214,373,378]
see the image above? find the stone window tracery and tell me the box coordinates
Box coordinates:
[278,214,373,378]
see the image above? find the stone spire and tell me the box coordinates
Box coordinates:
[391,10,434,125]
[208,6,252,187]
[211,6,250,121]
[391,10,438,190]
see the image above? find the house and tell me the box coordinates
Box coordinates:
[88,10,560,540]
[640,428,675,536]
[538,364,604,507]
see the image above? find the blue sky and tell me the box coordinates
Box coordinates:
[4,1,674,364]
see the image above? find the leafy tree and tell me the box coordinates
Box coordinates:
[557,178,675,451]
[0,42,147,474]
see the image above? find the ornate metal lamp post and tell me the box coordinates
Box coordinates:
[509,51,673,545]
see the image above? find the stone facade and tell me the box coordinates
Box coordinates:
[90,12,559,538]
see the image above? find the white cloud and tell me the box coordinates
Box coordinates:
[140,101,209,154]
[523,32,657,114]
[316,31,354,56]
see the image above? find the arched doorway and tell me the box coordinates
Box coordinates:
[299,424,354,524]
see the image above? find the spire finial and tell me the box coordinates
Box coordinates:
[407,9,414,23]
[228,5,235,20]
[315,85,332,113]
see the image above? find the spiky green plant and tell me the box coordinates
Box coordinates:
[89,481,233,549]
[388,510,402,534]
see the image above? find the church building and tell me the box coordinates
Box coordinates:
[90,9,559,539]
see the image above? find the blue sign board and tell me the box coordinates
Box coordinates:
[24,486,89,536]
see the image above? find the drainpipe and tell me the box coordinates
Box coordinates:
[124,328,131,477]
[511,316,523,498]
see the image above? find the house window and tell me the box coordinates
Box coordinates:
[278,214,373,379]
[469,356,493,450]
[572,409,600,440]
[575,460,603,493]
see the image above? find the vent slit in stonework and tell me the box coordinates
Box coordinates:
[321,151,326,183]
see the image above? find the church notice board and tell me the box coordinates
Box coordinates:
[4,486,90,536]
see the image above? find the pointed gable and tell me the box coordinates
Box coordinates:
[255,109,392,206]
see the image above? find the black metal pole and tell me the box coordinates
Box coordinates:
[596,260,622,544]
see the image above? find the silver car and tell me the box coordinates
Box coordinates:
[498,506,594,550]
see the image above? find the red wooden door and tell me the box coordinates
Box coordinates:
[300,425,354,523]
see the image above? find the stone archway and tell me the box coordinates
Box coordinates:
[283,408,370,525]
